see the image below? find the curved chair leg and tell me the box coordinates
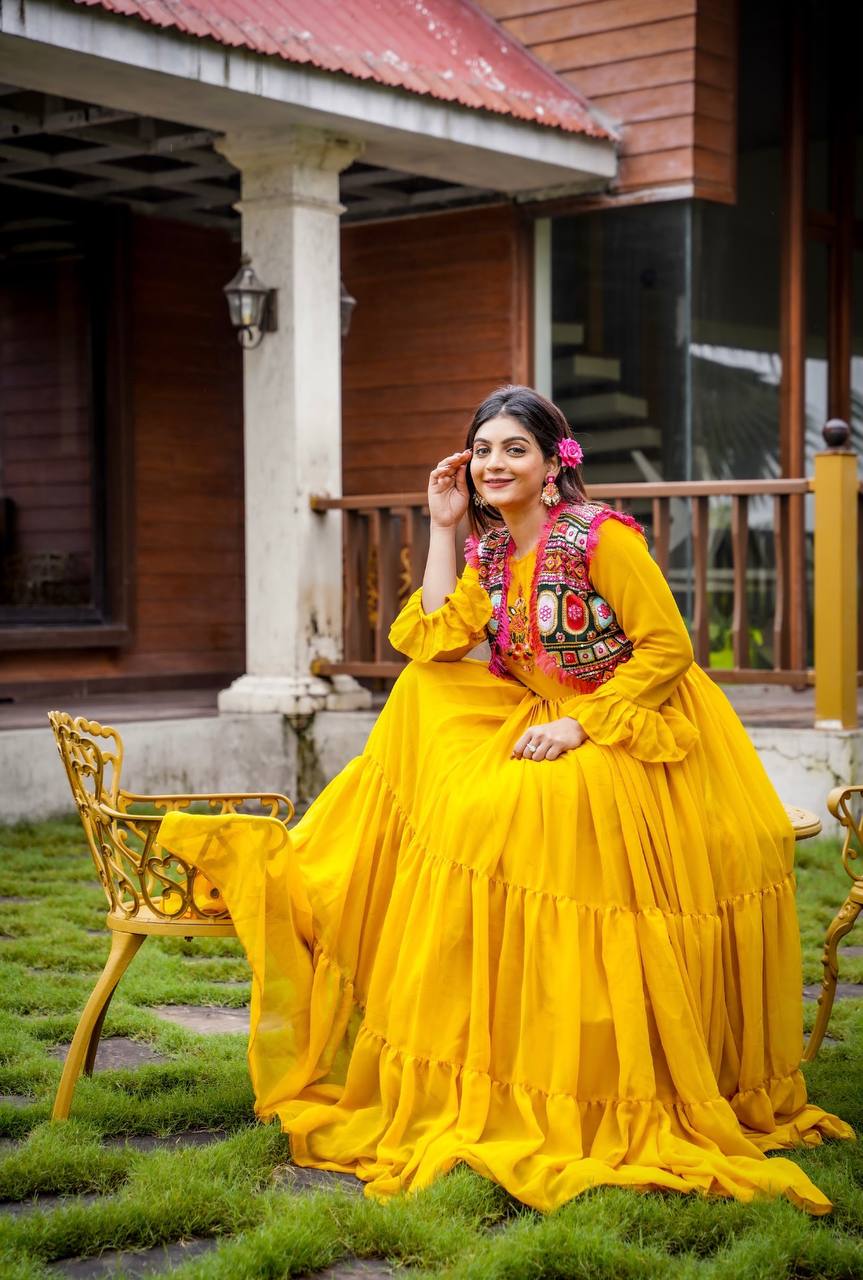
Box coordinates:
[52,931,146,1120]
[803,893,863,1062]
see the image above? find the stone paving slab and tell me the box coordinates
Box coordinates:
[50,1236,217,1278]
[151,1004,249,1035]
[102,1129,227,1152]
[49,1038,168,1071]
[274,1163,365,1197]
[1,1192,100,1218]
[307,1262,394,1279]
[0,1093,32,1108]
[803,982,863,1001]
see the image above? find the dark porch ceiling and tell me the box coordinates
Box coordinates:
[0,86,499,232]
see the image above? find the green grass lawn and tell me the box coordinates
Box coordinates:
[0,819,861,1279]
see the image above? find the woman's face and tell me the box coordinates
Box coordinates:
[470,415,555,512]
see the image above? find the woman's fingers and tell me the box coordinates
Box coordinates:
[513,718,586,762]
[431,452,470,479]
[513,732,569,762]
[513,731,547,760]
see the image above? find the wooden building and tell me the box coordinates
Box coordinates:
[0,0,855,715]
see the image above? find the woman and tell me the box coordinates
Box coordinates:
[160,385,850,1213]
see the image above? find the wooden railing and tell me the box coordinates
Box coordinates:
[310,429,860,727]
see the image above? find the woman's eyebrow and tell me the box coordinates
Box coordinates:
[473,435,530,445]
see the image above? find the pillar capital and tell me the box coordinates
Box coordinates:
[217,126,363,209]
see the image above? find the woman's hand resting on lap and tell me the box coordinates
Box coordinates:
[512,718,587,762]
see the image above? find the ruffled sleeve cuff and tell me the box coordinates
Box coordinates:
[389,569,492,662]
[561,684,699,764]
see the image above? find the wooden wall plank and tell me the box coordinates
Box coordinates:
[567,50,695,97]
[617,148,693,190]
[503,0,695,44]
[621,116,693,156]
[590,82,696,123]
[533,18,696,72]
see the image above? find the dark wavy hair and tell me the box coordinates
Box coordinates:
[464,385,587,535]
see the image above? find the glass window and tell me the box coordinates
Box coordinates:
[0,225,102,622]
[805,239,830,470]
[806,0,830,214]
[550,202,690,487]
[852,250,863,448]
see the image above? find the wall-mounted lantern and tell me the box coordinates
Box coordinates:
[223,254,278,348]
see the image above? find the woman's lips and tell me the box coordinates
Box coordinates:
[484,479,513,488]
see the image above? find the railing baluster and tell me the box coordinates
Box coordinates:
[773,494,789,671]
[692,496,710,666]
[789,491,807,674]
[343,510,364,665]
[404,504,430,593]
[858,490,863,675]
[367,509,383,662]
[731,495,749,669]
[652,497,670,575]
[376,508,401,662]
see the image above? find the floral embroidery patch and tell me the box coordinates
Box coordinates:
[537,591,558,637]
[505,592,534,671]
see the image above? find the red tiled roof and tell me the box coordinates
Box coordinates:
[71,0,613,139]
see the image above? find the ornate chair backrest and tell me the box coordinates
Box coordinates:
[49,712,125,907]
[49,710,233,923]
[48,711,289,927]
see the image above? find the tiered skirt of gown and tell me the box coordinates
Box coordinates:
[159,517,851,1214]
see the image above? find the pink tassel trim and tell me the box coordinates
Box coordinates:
[490,538,515,675]
[464,534,480,569]
[585,507,645,567]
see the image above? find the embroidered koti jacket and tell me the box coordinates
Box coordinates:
[389,501,700,764]
[465,501,640,693]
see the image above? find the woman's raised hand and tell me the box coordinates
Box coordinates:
[428,450,472,529]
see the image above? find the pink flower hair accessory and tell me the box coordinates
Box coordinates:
[557,437,584,467]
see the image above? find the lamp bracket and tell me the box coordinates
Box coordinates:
[261,288,278,334]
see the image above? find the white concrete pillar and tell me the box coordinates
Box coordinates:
[217,126,371,715]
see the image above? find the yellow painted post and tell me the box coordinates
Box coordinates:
[814,419,858,729]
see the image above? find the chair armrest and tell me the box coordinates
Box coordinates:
[114,790,294,822]
[827,784,863,823]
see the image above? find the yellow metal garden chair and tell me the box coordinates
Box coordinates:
[803,784,863,1061]
[48,711,293,1120]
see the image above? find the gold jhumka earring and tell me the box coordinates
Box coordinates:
[540,473,561,507]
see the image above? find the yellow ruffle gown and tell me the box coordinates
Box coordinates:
[158,517,851,1212]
